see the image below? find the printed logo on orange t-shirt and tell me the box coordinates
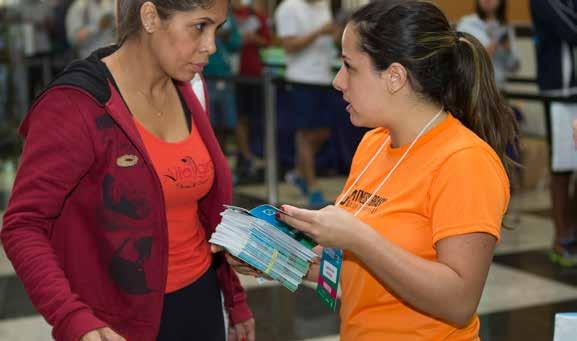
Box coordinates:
[338,189,387,214]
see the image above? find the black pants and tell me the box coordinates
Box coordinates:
[157,267,226,341]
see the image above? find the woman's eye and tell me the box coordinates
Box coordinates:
[194,23,205,32]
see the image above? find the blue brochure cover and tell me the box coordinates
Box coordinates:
[248,204,317,250]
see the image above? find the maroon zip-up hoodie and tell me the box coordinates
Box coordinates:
[1,47,252,341]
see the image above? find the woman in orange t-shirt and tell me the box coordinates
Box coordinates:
[273,1,518,340]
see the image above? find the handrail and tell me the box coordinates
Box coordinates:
[506,76,538,84]
[503,90,577,103]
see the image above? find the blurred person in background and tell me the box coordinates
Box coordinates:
[45,0,76,78]
[275,0,337,208]
[457,0,520,90]
[232,0,271,181]
[203,14,242,158]
[1,0,255,340]
[49,0,74,56]
[530,0,577,266]
[333,7,353,51]
[18,0,54,97]
[66,0,115,58]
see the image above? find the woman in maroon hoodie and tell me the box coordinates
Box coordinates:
[1,0,254,340]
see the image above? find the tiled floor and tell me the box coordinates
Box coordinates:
[0,178,576,340]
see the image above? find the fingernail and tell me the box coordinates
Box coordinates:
[275,212,281,219]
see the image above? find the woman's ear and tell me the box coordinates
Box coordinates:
[140,1,159,33]
[382,62,408,94]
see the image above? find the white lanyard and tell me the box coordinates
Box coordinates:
[336,108,445,216]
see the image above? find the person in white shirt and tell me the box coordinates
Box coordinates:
[457,0,519,89]
[66,0,115,58]
[275,0,337,208]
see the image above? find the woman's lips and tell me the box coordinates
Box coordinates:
[344,98,353,112]
[190,63,207,72]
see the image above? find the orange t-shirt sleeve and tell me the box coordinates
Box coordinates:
[429,147,510,245]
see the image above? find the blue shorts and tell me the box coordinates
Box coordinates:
[288,84,335,130]
[236,83,263,119]
[207,80,237,129]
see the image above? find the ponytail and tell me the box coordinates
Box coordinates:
[444,31,518,175]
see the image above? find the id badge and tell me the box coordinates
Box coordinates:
[316,248,343,311]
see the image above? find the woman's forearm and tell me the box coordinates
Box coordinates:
[349,224,480,327]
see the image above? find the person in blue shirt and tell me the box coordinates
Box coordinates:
[530,0,577,266]
[204,14,242,156]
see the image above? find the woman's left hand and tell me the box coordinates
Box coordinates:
[278,205,365,250]
[229,318,255,341]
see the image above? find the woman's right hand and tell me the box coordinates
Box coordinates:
[80,327,126,341]
[211,244,323,282]
[211,245,269,278]
[224,252,271,279]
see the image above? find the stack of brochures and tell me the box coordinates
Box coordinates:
[209,204,319,292]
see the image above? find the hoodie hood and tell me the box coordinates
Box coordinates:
[20,46,119,138]
[47,45,120,105]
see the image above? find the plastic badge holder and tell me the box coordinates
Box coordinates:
[317,248,343,312]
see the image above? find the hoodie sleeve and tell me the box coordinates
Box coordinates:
[1,88,107,341]
[216,256,253,324]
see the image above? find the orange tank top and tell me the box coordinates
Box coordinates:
[135,117,215,293]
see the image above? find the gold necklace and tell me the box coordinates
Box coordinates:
[135,88,168,118]
[116,54,169,118]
